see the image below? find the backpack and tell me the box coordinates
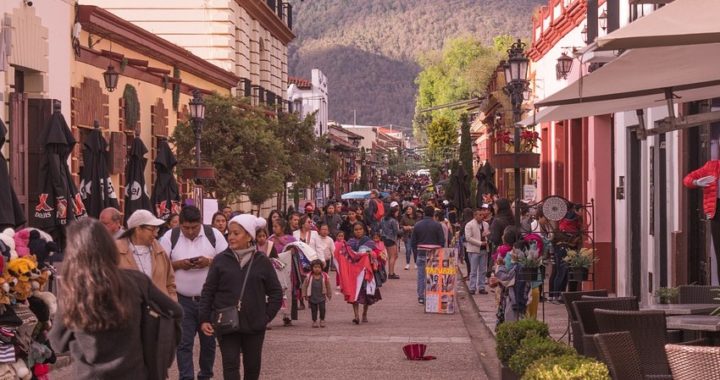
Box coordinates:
[139,278,181,380]
[169,225,216,252]
[373,199,385,222]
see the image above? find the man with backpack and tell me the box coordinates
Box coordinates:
[363,189,385,234]
[159,205,228,380]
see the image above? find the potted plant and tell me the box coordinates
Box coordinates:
[496,319,550,380]
[492,127,541,169]
[516,245,545,282]
[564,248,597,282]
[523,354,610,380]
[508,335,576,378]
[654,287,679,305]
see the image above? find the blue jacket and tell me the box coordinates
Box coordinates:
[410,217,445,252]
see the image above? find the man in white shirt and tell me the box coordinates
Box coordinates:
[159,205,228,380]
[464,207,490,295]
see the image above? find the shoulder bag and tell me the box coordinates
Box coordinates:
[212,252,256,335]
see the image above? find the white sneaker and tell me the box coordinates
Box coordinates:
[404,264,410,270]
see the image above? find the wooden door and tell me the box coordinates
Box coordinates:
[27,99,53,222]
[9,93,28,220]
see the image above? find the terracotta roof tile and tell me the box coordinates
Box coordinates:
[289,76,312,90]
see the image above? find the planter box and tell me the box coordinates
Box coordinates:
[568,267,589,282]
[517,266,544,282]
[493,153,541,169]
[501,364,521,380]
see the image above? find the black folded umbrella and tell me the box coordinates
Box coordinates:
[451,163,470,211]
[475,161,498,206]
[150,138,181,219]
[79,126,119,218]
[31,108,87,247]
[0,120,25,228]
[124,137,152,224]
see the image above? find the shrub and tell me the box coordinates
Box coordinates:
[522,354,610,380]
[508,336,576,376]
[496,319,550,365]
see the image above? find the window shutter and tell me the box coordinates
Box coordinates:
[244,79,252,97]
[286,3,293,29]
[258,87,265,103]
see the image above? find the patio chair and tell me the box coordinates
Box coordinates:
[561,289,608,353]
[593,332,644,380]
[572,296,638,358]
[665,344,720,380]
[677,285,720,304]
[595,309,705,378]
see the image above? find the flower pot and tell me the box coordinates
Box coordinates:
[492,153,541,169]
[568,267,588,282]
[501,364,521,380]
[517,267,543,282]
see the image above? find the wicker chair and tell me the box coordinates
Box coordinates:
[677,285,720,304]
[572,296,638,359]
[561,290,609,353]
[595,309,692,377]
[665,344,720,380]
[593,332,644,380]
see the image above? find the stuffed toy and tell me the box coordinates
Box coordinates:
[0,230,17,268]
[0,278,11,313]
[9,359,30,380]
[32,363,48,380]
[26,230,56,271]
[7,258,40,302]
[12,230,30,259]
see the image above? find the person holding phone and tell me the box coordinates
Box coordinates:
[160,206,228,380]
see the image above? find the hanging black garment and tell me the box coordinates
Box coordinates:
[0,120,26,228]
[124,137,152,223]
[79,127,119,218]
[150,138,181,219]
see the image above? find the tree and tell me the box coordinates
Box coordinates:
[273,111,332,190]
[172,94,288,206]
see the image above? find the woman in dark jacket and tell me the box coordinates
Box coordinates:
[50,218,182,380]
[489,198,515,251]
[199,214,283,380]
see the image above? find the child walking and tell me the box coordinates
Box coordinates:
[302,259,332,328]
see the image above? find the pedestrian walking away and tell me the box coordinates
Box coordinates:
[409,206,445,304]
[199,214,282,380]
[160,205,228,380]
[50,218,182,380]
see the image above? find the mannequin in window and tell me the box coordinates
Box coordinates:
[683,155,720,285]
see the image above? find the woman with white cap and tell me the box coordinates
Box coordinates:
[198,214,283,380]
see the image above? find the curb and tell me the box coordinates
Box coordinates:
[455,269,501,380]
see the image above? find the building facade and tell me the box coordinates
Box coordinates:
[288,68,329,136]
[81,0,295,108]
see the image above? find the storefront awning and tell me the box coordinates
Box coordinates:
[522,43,720,125]
[596,0,720,51]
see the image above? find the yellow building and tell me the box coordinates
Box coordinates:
[72,5,239,216]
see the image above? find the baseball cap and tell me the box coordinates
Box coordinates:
[127,209,166,230]
[481,203,490,209]
[390,201,399,208]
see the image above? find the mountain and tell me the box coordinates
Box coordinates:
[288,0,544,129]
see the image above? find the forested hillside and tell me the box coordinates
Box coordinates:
[288,0,543,128]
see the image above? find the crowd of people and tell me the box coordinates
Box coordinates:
[49,172,585,379]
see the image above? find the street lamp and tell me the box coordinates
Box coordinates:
[103,64,119,92]
[581,24,589,44]
[502,39,530,231]
[557,52,574,79]
[189,90,206,167]
[599,9,608,32]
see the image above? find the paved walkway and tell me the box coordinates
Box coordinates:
[52,264,489,379]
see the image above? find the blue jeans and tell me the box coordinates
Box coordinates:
[403,237,416,264]
[550,246,569,298]
[468,250,488,291]
[177,295,216,380]
[416,249,429,299]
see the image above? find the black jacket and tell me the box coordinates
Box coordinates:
[199,250,282,334]
[410,217,445,252]
[489,215,513,248]
[49,270,181,380]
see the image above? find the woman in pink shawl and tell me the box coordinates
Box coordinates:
[270,219,296,254]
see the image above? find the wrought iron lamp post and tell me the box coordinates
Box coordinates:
[502,39,530,230]
[189,89,206,168]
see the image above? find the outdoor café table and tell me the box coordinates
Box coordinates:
[641,303,719,316]
[666,315,720,345]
